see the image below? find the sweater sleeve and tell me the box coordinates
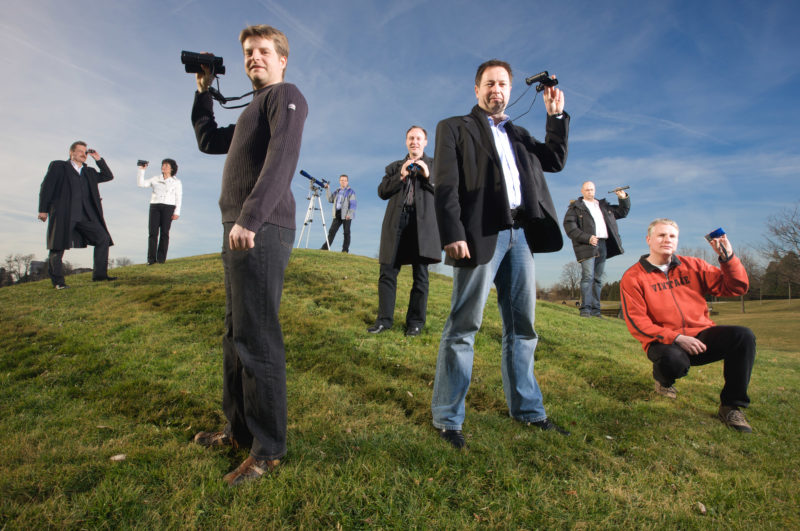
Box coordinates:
[620,267,680,351]
[192,91,236,155]
[698,254,749,297]
[237,84,308,231]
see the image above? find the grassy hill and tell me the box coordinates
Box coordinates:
[1,251,798,529]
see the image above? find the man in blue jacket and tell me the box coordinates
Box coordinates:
[321,174,356,253]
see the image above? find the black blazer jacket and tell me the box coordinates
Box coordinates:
[433,105,569,266]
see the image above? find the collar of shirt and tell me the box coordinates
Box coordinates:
[70,160,83,174]
[487,115,521,209]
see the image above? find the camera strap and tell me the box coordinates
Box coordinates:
[208,86,256,109]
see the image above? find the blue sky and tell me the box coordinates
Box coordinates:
[2,0,798,286]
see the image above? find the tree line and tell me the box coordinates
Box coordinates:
[1,254,132,287]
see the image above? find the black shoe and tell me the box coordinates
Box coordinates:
[54,283,69,290]
[405,326,421,337]
[367,324,390,334]
[92,276,117,282]
[438,428,466,449]
[527,418,570,436]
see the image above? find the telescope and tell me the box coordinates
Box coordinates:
[300,170,329,188]
[524,71,559,92]
[607,185,630,194]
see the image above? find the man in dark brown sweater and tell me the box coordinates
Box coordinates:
[190,24,308,486]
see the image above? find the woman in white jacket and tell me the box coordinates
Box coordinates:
[137,159,182,264]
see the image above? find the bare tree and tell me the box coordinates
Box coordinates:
[760,201,800,298]
[559,261,581,300]
[737,247,765,312]
[764,201,800,258]
[678,244,713,261]
[3,253,36,283]
[110,257,133,269]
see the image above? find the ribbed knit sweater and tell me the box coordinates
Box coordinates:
[192,82,308,231]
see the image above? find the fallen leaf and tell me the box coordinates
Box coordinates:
[110,454,126,462]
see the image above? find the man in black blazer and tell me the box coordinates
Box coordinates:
[368,125,441,337]
[38,141,115,289]
[431,60,570,449]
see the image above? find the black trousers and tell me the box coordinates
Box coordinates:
[148,203,175,264]
[647,325,756,408]
[48,218,110,285]
[375,208,429,328]
[322,210,350,252]
[220,222,294,460]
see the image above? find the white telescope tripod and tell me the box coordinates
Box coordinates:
[297,181,330,249]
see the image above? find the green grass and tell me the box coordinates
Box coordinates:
[1,250,798,529]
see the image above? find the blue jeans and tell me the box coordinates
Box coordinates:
[579,239,606,316]
[431,228,546,430]
[220,222,294,460]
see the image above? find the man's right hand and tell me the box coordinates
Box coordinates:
[38,212,47,222]
[444,241,471,260]
[589,235,598,246]
[675,334,707,355]
[196,64,213,93]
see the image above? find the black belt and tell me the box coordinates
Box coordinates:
[402,204,416,212]
[510,207,526,228]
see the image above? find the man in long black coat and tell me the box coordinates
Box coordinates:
[367,125,441,336]
[38,141,115,288]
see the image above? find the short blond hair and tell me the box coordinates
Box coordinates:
[239,25,289,78]
[647,218,679,236]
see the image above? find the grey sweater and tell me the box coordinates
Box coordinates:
[192,82,308,231]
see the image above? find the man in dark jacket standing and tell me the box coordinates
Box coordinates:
[368,125,440,336]
[38,141,115,289]
[431,59,570,449]
[563,181,630,317]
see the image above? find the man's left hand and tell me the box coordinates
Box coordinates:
[675,334,707,355]
[543,78,565,115]
[229,224,255,250]
[172,215,179,221]
[89,150,101,161]
[708,234,733,259]
[615,189,628,199]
